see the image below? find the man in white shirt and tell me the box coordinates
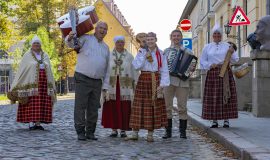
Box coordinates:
[163,30,195,139]
[65,21,110,141]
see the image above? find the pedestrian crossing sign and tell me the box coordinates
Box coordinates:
[229,6,250,26]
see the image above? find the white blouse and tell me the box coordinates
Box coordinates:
[34,52,45,69]
[132,48,170,87]
[200,42,239,70]
[107,49,138,100]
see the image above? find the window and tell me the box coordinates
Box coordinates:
[220,16,223,38]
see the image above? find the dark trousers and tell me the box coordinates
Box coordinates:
[74,72,102,135]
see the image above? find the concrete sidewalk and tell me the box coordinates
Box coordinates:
[187,99,270,160]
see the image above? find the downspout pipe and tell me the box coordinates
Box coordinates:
[207,0,211,43]
[267,0,270,15]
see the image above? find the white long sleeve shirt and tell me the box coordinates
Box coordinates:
[65,34,110,89]
[200,42,239,70]
[132,48,170,87]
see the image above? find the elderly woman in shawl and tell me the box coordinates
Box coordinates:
[8,35,56,130]
[200,24,239,128]
[101,35,138,138]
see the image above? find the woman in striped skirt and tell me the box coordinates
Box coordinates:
[127,32,170,142]
[8,35,56,130]
[200,24,239,128]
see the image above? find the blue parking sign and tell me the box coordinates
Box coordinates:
[181,38,192,50]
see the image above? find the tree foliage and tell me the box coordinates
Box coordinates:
[0,0,19,51]
[15,0,55,35]
[10,48,23,72]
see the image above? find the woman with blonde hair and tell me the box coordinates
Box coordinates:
[127,32,170,142]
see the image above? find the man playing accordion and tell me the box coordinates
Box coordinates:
[163,29,195,139]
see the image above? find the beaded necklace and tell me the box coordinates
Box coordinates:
[31,49,44,64]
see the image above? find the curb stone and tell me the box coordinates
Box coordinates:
[188,111,270,160]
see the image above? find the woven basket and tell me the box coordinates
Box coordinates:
[234,67,250,79]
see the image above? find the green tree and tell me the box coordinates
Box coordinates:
[0,0,19,51]
[0,0,17,16]
[10,48,23,72]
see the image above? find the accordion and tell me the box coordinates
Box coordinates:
[167,48,198,81]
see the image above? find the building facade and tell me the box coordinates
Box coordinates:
[180,0,268,61]
[179,0,269,108]
[0,50,13,94]
[94,0,139,55]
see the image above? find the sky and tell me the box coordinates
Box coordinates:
[113,0,188,50]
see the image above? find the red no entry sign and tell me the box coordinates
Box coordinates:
[180,19,192,31]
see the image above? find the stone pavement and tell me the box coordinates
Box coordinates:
[0,93,76,105]
[187,99,270,160]
[0,98,237,160]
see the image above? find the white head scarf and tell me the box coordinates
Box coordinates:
[113,35,125,43]
[30,35,42,45]
[211,23,222,35]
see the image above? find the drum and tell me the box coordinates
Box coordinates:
[78,6,99,24]
[233,62,250,79]
[56,14,69,26]
[59,15,94,38]
[56,6,99,38]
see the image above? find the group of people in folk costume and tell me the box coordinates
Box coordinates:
[7,20,239,142]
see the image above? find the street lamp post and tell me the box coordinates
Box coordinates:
[224,22,232,37]
[58,65,62,95]
[4,54,7,95]
[224,22,241,57]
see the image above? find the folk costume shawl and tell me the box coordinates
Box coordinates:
[107,49,138,101]
[8,50,56,104]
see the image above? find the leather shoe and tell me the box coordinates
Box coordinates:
[86,134,98,140]
[210,122,218,128]
[36,125,45,130]
[120,131,127,138]
[223,121,230,128]
[77,134,87,141]
[29,125,38,130]
[109,131,118,137]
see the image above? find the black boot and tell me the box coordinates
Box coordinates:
[162,119,172,139]
[179,119,187,139]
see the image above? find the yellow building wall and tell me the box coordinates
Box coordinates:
[94,0,138,55]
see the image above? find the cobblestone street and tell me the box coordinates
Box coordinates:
[0,99,238,160]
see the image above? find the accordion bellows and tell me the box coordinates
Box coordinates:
[167,48,198,81]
